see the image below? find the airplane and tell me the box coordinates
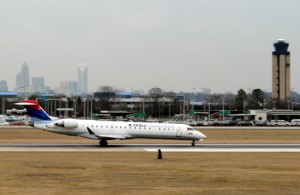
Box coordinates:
[16,100,206,147]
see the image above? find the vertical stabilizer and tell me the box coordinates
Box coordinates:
[15,100,53,122]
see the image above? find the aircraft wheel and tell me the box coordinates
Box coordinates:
[99,139,108,147]
[191,140,196,147]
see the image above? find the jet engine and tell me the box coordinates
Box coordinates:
[55,119,78,128]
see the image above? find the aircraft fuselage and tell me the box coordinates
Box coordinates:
[34,120,205,141]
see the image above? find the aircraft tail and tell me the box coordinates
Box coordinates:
[15,100,55,122]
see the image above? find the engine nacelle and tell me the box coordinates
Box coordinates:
[55,119,78,128]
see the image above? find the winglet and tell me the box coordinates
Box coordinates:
[87,127,95,135]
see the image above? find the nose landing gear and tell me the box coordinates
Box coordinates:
[191,140,196,147]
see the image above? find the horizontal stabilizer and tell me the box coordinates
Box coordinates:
[15,102,37,106]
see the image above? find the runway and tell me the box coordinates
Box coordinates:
[1,143,300,152]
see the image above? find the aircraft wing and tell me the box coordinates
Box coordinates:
[87,127,129,139]
[97,134,128,139]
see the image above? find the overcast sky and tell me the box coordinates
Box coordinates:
[1,0,300,94]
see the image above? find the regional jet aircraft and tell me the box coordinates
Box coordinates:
[16,100,206,147]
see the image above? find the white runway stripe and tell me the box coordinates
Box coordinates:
[1,143,300,152]
[143,148,300,152]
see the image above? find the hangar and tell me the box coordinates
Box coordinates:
[250,109,300,122]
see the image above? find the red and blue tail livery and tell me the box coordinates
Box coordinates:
[15,100,53,122]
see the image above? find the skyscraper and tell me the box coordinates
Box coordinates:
[59,80,77,96]
[32,77,45,92]
[272,39,290,102]
[0,80,8,91]
[77,64,88,95]
[16,62,30,93]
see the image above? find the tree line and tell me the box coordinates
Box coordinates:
[1,86,299,118]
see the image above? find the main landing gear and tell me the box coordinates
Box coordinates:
[99,139,108,147]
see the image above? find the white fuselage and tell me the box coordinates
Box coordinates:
[33,119,206,141]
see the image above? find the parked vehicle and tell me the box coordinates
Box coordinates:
[227,120,239,126]
[146,119,159,123]
[237,121,254,126]
[291,119,300,126]
[253,120,267,126]
[184,119,201,126]
[269,120,291,126]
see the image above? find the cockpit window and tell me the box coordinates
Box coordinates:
[187,127,195,131]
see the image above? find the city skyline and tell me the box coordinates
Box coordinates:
[1,1,300,93]
[0,59,295,95]
[12,62,86,96]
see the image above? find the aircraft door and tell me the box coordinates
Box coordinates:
[176,127,182,137]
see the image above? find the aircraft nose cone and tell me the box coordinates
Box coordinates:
[198,132,206,139]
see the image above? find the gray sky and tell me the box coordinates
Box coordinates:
[1,0,300,94]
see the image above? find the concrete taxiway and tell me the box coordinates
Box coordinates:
[1,143,300,152]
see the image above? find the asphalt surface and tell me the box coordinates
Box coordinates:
[1,143,300,152]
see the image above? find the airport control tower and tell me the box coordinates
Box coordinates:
[272,39,290,102]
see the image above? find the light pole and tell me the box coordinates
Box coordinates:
[272,100,276,109]
[179,100,183,121]
[222,97,225,122]
[73,99,77,118]
[54,100,57,116]
[183,96,185,121]
[192,87,196,111]
[202,101,207,112]
[168,101,171,119]
[90,99,93,120]
[143,98,145,120]
[1,97,4,115]
[59,99,62,117]
[287,100,291,110]
[86,99,89,119]
[83,98,86,119]
[208,97,211,123]
[63,98,68,118]
[158,101,160,118]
